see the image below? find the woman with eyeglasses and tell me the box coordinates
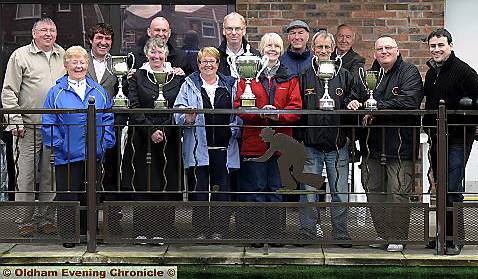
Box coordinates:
[174,47,241,240]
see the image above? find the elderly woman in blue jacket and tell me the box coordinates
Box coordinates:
[174,47,241,240]
[42,45,115,248]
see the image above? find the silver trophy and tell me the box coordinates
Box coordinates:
[312,56,342,110]
[110,53,135,107]
[359,67,384,111]
[235,44,268,108]
[147,63,175,109]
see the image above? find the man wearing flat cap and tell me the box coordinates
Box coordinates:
[280,20,313,76]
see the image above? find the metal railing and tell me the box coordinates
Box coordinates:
[0,102,476,256]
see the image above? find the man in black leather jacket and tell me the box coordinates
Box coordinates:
[348,36,424,252]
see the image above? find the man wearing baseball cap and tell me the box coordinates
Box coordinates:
[280,20,313,76]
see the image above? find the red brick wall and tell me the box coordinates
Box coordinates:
[237,0,444,74]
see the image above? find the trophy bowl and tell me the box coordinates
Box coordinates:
[313,58,340,111]
[110,55,130,107]
[148,69,175,109]
[235,44,268,108]
[359,68,384,111]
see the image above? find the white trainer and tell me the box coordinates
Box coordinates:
[386,244,404,252]
[369,237,386,249]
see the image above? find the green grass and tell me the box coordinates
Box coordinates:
[178,265,478,279]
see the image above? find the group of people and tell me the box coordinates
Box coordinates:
[1,11,477,256]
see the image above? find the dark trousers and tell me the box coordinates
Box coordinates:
[187,149,231,236]
[55,161,100,238]
[236,156,285,239]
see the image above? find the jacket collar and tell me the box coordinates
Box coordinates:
[57,74,97,93]
[371,54,404,73]
[218,37,251,54]
[258,63,292,83]
[426,51,456,71]
[28,40,62,55]
[285,46,312,60]
[186,71,236,96]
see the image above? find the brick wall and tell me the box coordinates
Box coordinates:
[237,0,444,74]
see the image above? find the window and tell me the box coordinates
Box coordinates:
[15,4,41,19]
[202,22,216,38]
[58,4,71,12]
[13,32,32,45]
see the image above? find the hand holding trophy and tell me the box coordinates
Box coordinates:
[147,62,175,109]
[312,56,342,110]
[110,52,135,107]
[235,44,268,108]
[358,67,384,111]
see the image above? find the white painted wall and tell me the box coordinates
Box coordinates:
[444,0,478,190]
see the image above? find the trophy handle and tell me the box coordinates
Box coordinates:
[311,55,319,77]
[376,67,385,89]
[165,71,175,85]
[334,56,342,76]
[358,67,367,89]
[147,71,156,84]
[127,52,135,70]
[255,56,269,82]
[227,55,238,77]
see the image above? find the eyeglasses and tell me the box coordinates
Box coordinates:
[36,28,57,34]
[200,60,217,65]
[224,27,244,33]
[375,45,397,52]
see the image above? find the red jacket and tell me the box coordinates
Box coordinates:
[234,64,302,156]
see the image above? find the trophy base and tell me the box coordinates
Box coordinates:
[319,99,335,111]
[240,98,256,108]
[113,98,129,108]
[364,102,378,111]
[154,99,168,109]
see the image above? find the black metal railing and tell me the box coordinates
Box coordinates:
[0,103,476,256]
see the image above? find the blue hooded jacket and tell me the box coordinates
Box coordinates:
[42,74,115,165]
[174,71,241,169]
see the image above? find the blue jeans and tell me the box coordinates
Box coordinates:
[446,144,472,240]
[299,145,350,240]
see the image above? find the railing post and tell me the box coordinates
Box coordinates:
[436,101,447,255]
[87,98,97,253]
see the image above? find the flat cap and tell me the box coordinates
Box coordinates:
[286,20,310,33]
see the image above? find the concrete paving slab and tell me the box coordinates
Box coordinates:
[93,243,168,264]
[0,244,84,264]
[243,245,324,265]
[323,245,407,266]
[164,244,245,265]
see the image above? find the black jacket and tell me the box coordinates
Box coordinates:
[217,37,261,76]
[121,69,185,192]
[130,41,194,75]
[424,51,478,145]
[331,48,366,82]
[296,65,358,151]
[360,55,424,160]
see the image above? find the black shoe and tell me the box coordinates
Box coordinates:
[445,245,463,256]
[62,243,76,248]
[270,243,284,248]
[335,243,353,248]
[425,240,436,249]
[251,243,264,248]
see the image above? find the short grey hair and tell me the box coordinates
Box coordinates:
[143,37,169,57]
[311,30,336,49]
[32,17,56,31]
